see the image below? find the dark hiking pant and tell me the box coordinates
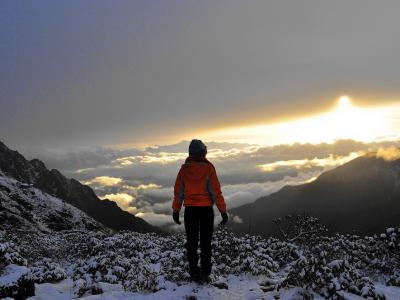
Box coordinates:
[184,206,214,277]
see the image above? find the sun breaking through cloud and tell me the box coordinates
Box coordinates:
[203,98,400,146]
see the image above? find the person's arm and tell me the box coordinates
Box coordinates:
[172,168,185,213]
[207,166,227,214]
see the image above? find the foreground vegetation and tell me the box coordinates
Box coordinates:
[1,215,399,299]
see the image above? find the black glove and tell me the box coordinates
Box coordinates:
[220,212,228,226]
[173,211,181,225]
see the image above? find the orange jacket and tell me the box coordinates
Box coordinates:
[172,156,227,213]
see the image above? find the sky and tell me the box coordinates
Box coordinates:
[1,1,400,229]
[2,0,400,149]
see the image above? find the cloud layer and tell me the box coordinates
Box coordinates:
[22,139,400,229]
[376,146,400,161]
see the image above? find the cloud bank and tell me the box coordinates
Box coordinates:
[376,146,400,162]
[22,139,400,228]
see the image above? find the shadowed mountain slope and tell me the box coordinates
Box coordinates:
[0,174,106,232]
[0,141,159,233]
[231,153,400,237]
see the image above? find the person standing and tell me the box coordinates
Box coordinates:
[172,139,228,283]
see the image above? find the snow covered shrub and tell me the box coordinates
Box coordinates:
[373,227,400,272]
[212,227,279,276]
[273,214,329,243]
[381,227,400,249]
[328,227,400,276]
[0,241,27,267]
[72,255,115,297]
[50,231,105,261]
[71,232,165,295]
[387,271,400,287]
[281,253,384,299]
[73,277,102,297]
[158,247,189,282]
[0,233,35,299]
[1,216,399,298]
[30,258,67,283]
[0,264,35,300]
[123,263,158,292]
[264,238,299,267]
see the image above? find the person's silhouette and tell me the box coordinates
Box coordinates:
[172,139,228,283]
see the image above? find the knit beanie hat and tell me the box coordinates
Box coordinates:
[188,139,207,156]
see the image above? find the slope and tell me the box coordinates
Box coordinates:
[0,141,159,233]
[230,153,400,237]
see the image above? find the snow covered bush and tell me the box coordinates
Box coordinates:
[387,272,400,287]
[0,264,35,300]
[71,233,162,296]
[67,227,289,296]
[1,220,400,298]
[156,233,189,282]
[30,258,67,283]
[0,233,35,299]
[273,214,329,243]
[73,253,157,288]
[263,238,300,267]
[0,241,27,268]
[326,229,400,276]
[282,253,385,299]
[212,227,280,275]
[123,263,158,292]
[73,277,102,297]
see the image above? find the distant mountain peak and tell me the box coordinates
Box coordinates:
[30,158,47,169]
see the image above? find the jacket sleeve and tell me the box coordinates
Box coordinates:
[207,166,227,213]
[172,168,185,212]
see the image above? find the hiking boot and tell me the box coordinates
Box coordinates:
[189,273,201,283]
[200,274,211,284]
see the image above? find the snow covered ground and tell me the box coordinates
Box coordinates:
[2,174,400,299]
[1,264,30,289]
[27,276,400,300]
[2,223,400,299]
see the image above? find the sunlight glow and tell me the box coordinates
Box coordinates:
[338,96,352,110]
[204,98,400,146]
[83,176,122,186]
[112,152,187,166]
[258,152,362,172]
[376,146,400,161]
[100,193,138,214]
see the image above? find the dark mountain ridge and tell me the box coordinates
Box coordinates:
[0,140,159,233]
[231,153,400,237]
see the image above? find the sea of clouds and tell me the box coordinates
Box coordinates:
[23,139,400,230]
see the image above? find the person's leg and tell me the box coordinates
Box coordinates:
[199,206,214,277]
[184,207,200,278]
